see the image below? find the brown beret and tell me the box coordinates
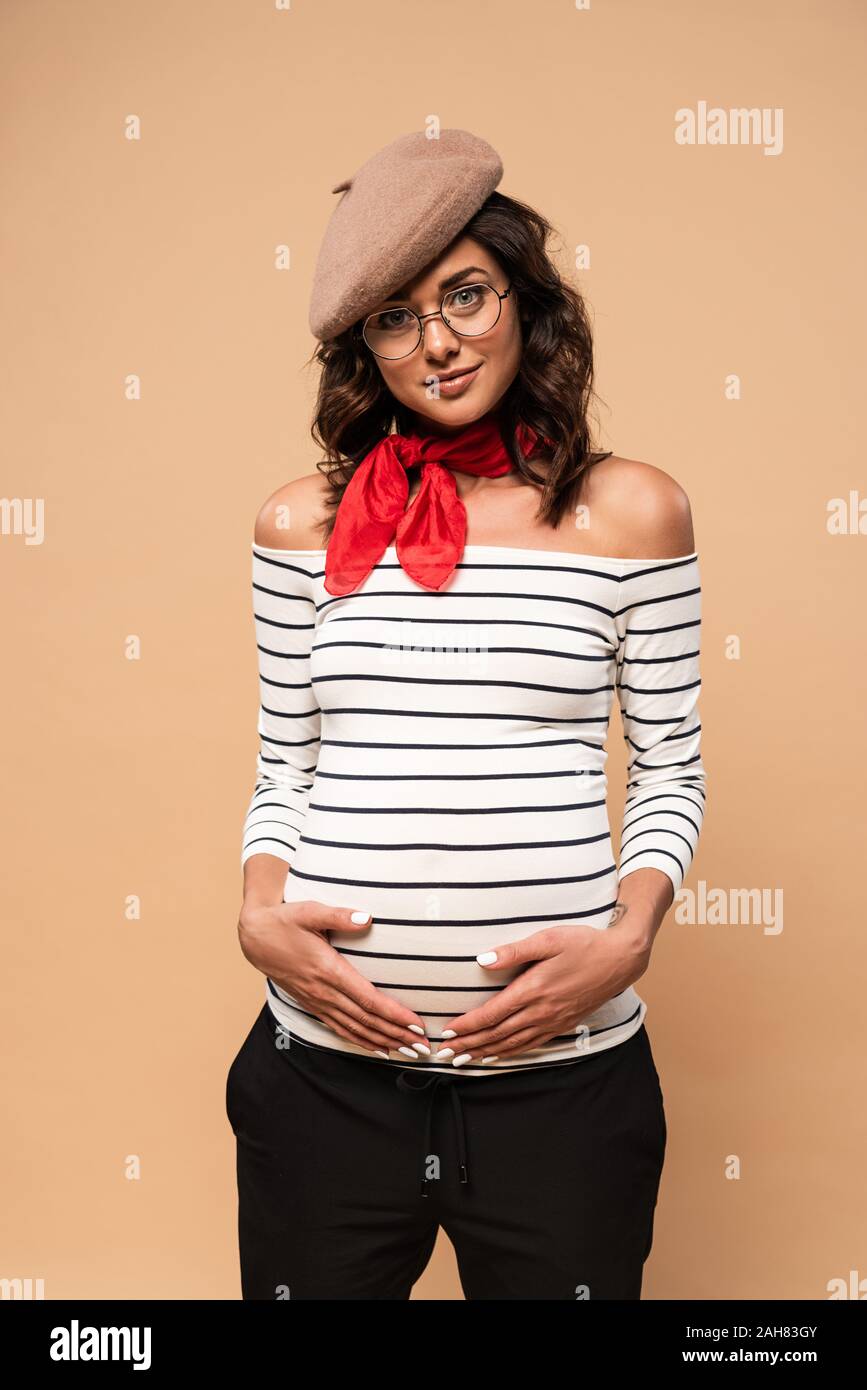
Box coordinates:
[308,128,504,342]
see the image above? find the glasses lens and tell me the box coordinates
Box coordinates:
[441,284,500,336]
[362,308,420,359]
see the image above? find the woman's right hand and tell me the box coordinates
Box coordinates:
[236,898,430,1058]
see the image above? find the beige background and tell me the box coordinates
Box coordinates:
[2,0,865,1300]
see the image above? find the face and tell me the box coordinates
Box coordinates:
[362,236,522,436]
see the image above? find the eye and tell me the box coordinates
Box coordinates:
[373,308,414,331]
[448,285,484,310]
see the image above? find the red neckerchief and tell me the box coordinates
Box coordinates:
[324,412,547,595]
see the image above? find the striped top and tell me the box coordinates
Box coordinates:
[241,541,707,1076]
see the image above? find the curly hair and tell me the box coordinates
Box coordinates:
[304,189,611,544]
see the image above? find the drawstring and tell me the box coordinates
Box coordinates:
[395,1068,470,1195]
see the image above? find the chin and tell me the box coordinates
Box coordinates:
[413,392,499,432]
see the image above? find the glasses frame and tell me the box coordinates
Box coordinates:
[358,281,513,360]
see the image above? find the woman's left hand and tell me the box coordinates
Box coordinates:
[436,920,655,1064]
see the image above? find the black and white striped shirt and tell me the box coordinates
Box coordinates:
[241,541,706,1076]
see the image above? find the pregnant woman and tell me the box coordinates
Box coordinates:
[226,128,707,1301]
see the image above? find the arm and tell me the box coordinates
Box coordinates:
[612,547,707,946]
[240,542,321,907]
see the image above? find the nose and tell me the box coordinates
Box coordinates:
[420,314,462,359]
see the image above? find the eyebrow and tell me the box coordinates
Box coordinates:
[382,266,492,305]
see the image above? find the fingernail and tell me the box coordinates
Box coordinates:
[481,1056,498,1064]
[476,951,498,964]
[408,1024,426,1035]
[398,1046,417,1059]
[441,1029,457,1039]
[350,910,372,923]
[436,1048,455,1060]
[374,1050,389,1059]
[452,1053,473,1067]
[411,1042,431,1055]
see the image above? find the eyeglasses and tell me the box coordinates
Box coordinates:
[360,282,513,360]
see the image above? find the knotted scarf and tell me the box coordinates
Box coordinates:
[324,411,547,595]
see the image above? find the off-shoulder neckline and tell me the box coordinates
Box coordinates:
[251,541,698,567]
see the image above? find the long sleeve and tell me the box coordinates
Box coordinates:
[241,545,321,869]
[612,552,707,899]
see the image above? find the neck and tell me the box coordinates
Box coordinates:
[403,406,533,496]
[407,464,526,500]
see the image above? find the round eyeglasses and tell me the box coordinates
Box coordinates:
[360,282,513,360]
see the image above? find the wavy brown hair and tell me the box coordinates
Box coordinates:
[305,190,611,544]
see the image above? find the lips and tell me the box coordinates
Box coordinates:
[428,364,481,384]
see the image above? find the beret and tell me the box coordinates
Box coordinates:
[308,128,504,342]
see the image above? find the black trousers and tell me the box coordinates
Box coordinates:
[225,1003,667,1300]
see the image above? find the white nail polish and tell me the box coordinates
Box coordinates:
[398,1046,417,1059]
[436,1048,455,1060]
[408,1024,426,1035]
[481,1056,498,1064]
[476,951,498,964]
[441,1029,457,1039]
[350,910,371,923]
[452,1053,472,1067]
[374,1050,389,1059]
[412,1042,431,1055]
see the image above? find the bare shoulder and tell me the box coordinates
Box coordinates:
[577,454,697,558]
[253,470,332,550]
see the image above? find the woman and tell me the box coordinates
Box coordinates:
[226,129,706,1300]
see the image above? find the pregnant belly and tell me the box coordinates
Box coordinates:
[279,836,623,1036]
[282,870,529,1021]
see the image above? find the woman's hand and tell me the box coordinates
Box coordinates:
[237,898,430,1058]
[434,916,656,1066]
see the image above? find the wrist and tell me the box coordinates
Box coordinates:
[611,922,657,962]
[238,896,281,930]
[609,870,673,953]
[241,856,291,918]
